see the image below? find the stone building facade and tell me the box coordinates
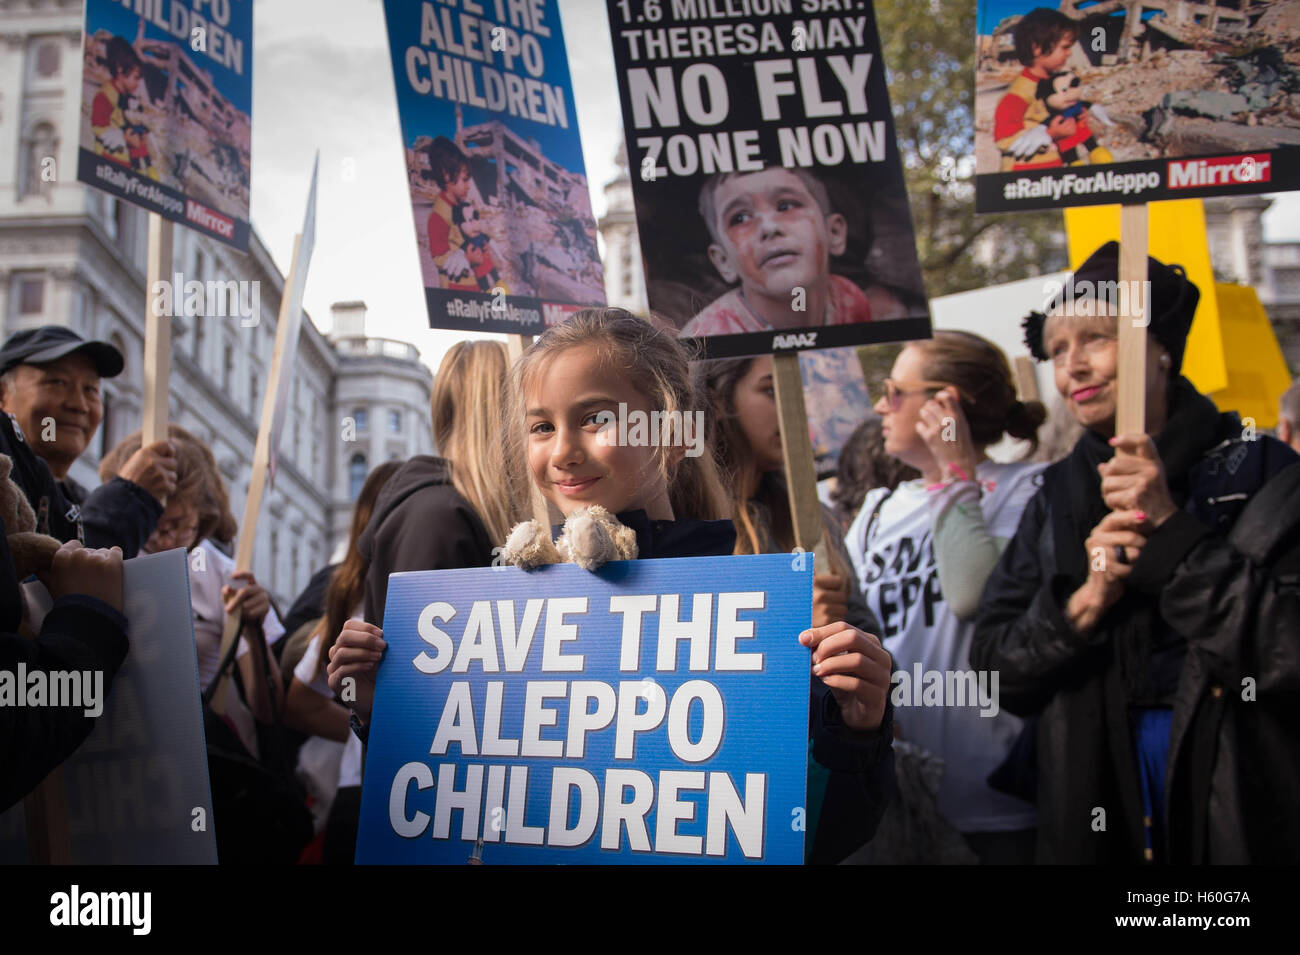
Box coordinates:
[0,1,432,608]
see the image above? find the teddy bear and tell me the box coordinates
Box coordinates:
[501,505,638,572]
[0,454,64,635]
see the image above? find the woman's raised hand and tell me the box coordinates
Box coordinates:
[327,620,386,725]
[917,388,978,480]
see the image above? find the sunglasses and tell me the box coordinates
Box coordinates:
[878,378,950,411]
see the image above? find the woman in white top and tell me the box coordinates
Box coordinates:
[845,330,1048,864]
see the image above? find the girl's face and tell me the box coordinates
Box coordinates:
[526,344,677,520]
[144,496,200,554]
[732,356,784,473]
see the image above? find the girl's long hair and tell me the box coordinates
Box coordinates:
[316,459,402,678]
[432,339,516,545]
[99,423,237,546]
[506,308,730,522]
[695,356,848,577]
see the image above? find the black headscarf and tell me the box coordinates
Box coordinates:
[1023,241,1200,374]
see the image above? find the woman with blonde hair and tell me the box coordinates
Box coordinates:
[329,339,516,732]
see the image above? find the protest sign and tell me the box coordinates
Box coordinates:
[77,0,253,250]
[355,554,813,864]
[974,0,1300,213]
[605,0,931,359]
[211,158,319,722]
[0,549,218,864]
[382,0,605,336]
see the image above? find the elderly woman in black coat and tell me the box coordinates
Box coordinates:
[971,241,1300,864]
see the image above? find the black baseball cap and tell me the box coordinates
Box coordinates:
[0,326,125,378]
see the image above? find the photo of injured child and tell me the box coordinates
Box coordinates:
[645,164,926,343]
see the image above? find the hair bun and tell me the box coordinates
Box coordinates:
[1005,399,1047,441]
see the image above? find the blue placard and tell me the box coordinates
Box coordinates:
[381,0,606,335]
[356,554,813,864]
[78,0,253,249]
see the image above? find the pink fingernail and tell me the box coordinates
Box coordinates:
[1135,511,1147,522]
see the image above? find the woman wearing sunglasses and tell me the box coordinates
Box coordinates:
[845,329,1047,863]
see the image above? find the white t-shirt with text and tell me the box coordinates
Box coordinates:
[845,460,1044,833]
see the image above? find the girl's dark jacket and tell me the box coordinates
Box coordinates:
[972,384,1300,864]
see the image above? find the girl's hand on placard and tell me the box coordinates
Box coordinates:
[799,622,892,732]
[327,620,386,724]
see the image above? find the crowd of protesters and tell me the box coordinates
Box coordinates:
[4,240,1299,865]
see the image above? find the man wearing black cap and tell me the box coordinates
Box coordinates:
[0,326,175,556]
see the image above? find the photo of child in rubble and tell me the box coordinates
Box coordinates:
[79,12,252,223]
[976,0,1300,175]
[406,121,603,304]
[639,162,927,342]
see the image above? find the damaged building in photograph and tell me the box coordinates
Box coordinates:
[977,0,1300,164]
[82,21,251,218]
[407,106,604,304]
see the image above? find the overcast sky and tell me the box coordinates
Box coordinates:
[248,0,1300,373]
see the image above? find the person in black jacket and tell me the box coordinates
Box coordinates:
[1,532,128,812]
[328,343,514,772]
[0,327,174,557]
[972,242,1300,864]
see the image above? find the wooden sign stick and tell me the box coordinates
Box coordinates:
[209,234,304,719]
[1116,203,1150,438]
[772,352,829,571]
[142,213,174,446]
[506,333,554,528]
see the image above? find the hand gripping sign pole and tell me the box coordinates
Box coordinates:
[209,157,319,721]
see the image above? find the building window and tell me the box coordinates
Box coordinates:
[18,276,45,315]
[349,453,367,501]
[193,315,205,364]
[114,200,130,247]
[353,407,369,431]
[21,122,58,200]
[35,42,60,78]
[387,409,402,434]
[96,391,113,460]
[223,342,234,391]
[103,197,119,240]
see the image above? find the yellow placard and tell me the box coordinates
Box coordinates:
[1065,200,1227,394]
[1205,283,1293,429]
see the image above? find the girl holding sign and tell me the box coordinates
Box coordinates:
[506,309,894,864]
